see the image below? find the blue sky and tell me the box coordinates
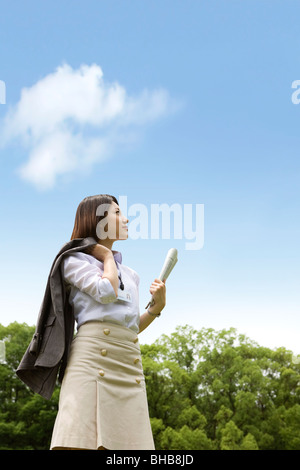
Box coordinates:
[0,0,299,354]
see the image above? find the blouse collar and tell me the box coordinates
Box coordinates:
[112,250,122,264]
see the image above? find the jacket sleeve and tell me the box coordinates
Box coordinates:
[62,254,117,304]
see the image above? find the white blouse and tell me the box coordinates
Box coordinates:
[61,251,140,333]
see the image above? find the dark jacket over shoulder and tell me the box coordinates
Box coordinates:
[16,237,98,400]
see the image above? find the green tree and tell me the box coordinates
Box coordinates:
[0,322,58,449]
[1,322,300,450]
[220,420,243,450]
[141,325,300,450]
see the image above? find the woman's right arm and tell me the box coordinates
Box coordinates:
[62,251,118,304]
[100,253,119,296]
[87,244,119,297]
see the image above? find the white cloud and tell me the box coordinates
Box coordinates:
[1,63,180,190]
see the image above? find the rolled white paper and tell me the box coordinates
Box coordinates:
[145,248,178,309]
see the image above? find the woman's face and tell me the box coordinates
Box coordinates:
[98,201,129,241]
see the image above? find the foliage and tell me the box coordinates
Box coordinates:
[142,325,300,450]
[0,322,300,449]
[0,322,58,450]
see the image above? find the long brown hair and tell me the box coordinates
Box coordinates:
[70,194,119,240]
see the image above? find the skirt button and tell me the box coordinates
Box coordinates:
[134,358,139,364]
[99,370,105,377]
[103,328,110,335]
[101,349,107,356]
[133,337,138,343]
[136,378,141,384]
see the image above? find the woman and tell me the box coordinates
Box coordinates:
[50,194,166,450]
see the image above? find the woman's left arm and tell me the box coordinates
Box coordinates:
[138,279,166,334]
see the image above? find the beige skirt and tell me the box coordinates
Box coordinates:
[50,321,155,450]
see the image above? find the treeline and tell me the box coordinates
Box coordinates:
[0,322,300,450]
